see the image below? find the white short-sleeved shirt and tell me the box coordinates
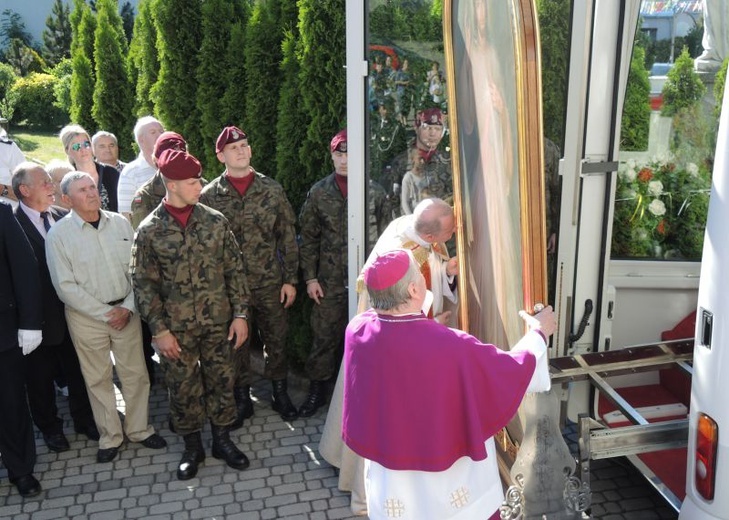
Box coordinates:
[117,154,155,214]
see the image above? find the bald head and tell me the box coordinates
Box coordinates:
[413,198,455,243]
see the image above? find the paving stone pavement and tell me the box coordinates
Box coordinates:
[0,359,680,519]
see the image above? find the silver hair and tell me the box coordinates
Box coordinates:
[59,124,91,156]
[134,116,162,146]
[91,130,118,148]
[11,161,45,200]
[366,253,422,311]
[413,197,452,236]
[45,159,74,179]
[60,171,94,196]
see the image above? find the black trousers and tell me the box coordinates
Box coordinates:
[0,346,36,480]
[25,332,95,434]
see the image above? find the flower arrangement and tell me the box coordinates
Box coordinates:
[611,153,712,259]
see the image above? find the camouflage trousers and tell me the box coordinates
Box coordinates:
[306,291,349,381]
[234,284,289,385]
[161,323,236,434]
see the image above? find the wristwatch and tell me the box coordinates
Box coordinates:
[234,313,249,321]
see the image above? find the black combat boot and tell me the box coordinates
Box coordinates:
[298,380,327,417]
[230,385,254,430]
[177,431,205,480]
[211,424,250,470]
[271,379,299,421]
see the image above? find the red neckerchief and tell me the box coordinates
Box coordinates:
[335,173,348,198]
[417,147,436,162]
[163,200,194,228]
[225,170,255,196]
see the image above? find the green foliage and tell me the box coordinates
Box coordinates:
[621,45,651,151]
[92,0,134,159]
[0,61,17,100]
[8,73,68,128]
[43,0,72,66]
[49,58,73,118]
[220,22,248,130]
[195,0,238,175]
[70,0,96,132]
[127,0,158,117]
[4,39,47,76]
[612,156,711,260]
[120,1,135,43]
[713,58,728,118]
[151,0,203,158]
[297,0,346,190]
[276,30,307,207]
[370,1,441,41]
[1,9,34,50]
[243,0,285,176]
[661,47,706,117]
[537,0,570,150]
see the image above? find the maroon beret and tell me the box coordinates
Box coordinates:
[154,131,187,160]
[330,129,347,153]
[415,108,444,127]
[157,149,202,181]
[215,126,248,153]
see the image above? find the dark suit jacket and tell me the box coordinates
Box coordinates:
[97,161,120,212]
[0,202,42,351]
[14,204,69,346]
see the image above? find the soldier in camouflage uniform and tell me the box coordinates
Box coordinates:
[298,129,390,417]
[200,126,299,423]
[386,107,452,219]
[130,131,187,230]
[131,149,251,481]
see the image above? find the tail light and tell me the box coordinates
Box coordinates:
[695,413,719,500]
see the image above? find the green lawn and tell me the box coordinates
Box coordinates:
[11,129,67,165]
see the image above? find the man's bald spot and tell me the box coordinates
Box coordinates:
[413,198,453,236]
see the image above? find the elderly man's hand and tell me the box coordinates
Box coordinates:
[434,311,452,325]
[106,306,132,330]
[446,257,458,277]
[518,305,556,338]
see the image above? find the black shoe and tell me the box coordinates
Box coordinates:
[230,385,254,429]
[211,424,250,470]
[10,474,41,497]
[43,432,70,453]
[168,416,177,434]
[139,433,167,449]
[298,380,328,417]
[177,432,205,480]
[96,446,120,463]
[74,423,100,441]
[271,379,299,421]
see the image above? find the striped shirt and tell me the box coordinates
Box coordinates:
[117,154,155,214]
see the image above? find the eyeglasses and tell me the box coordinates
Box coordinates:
[71,141,92,152]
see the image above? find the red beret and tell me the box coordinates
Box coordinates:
[330,129,347,153]
[157,149,202,181]
[216,126,248,153]
[415,108,444,127]
[363,250,411,291]
[154,131,187,160]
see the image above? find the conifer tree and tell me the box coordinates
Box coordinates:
[296,0,346,185]
[70,0,96,132]
[92,0,133,158]
[243,0,286,176]
[43,0,72,66]
[195,0,237,174]
[220,22,247,129]
[127,0,158,116]
[152,0,203,158]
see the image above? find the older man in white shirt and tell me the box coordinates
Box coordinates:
[116,116,164,220]
[46,171,166,463]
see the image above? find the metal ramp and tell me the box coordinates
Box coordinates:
[550,340,694,513]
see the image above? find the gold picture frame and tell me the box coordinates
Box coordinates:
[444,0,547,347]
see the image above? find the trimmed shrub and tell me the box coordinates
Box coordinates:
[8,72,67,128]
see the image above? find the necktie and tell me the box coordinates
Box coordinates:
[41,211,52,232]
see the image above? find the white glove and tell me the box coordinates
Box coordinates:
[18,329,43,356]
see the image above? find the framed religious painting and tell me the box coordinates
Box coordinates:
[443,0,548,472]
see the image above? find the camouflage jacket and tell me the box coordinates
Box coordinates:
[299,173,390,294]
[131,203,250,335]
[387,142,452,215]
[130,171,165,230]
[199,171,299,289]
